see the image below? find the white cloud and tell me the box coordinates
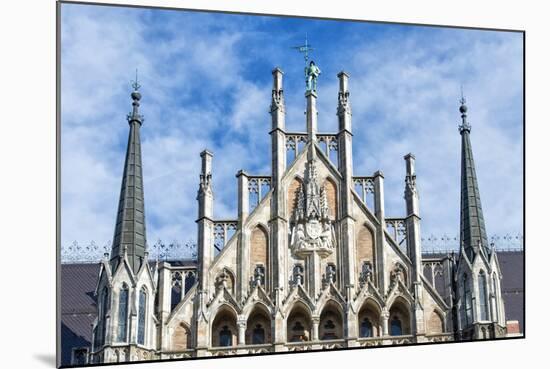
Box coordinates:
[61,5,523,254]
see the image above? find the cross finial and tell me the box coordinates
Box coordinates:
[460,84,466,105]
[292,33,315,64]
[131,68,141,91]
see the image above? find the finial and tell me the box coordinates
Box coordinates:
[459,85,467,114]
[131,68,141,91]
[458,85,470,133]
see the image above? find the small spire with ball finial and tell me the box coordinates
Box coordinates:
[458,85,470,133]
[127,69,144,124]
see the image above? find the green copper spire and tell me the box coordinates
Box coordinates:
[458,94,489,261]
[110,74,147,273]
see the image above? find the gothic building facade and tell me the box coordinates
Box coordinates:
[89,66,509,363]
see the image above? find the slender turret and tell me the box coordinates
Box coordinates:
[110,77,147,273]
[458,95,489,261]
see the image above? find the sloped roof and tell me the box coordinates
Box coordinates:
[59,260,196,365]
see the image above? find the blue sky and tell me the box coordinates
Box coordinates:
[60,3,523,254]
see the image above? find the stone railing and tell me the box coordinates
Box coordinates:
[162,349,195,360]
[385,217,408,248]
[212,220,238,254]
[424,333,454,343]
[356,336,384,347]
[356,335,414,346]
[247,175,272,212]
[353,176,375,207]
[285,338,346,351]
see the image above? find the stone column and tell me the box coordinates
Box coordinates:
[269,68,289,301]
[403,154,425,336]
[306,90,318,149]
[373,170,387,293]
[305,252,322,299]
[157,263,172,351]
[311,316,320,341]
[336,72,356,298]
[197,150,214,290]
[273,310,287,352]
[381,310,389,336]
[236,170,250,301]
[237,318,247,345]
[345,310,359,347]
[196,150,214,353]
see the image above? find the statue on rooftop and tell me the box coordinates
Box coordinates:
[305,60,321,92]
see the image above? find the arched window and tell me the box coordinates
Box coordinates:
[185,272,196,294]
[252,324,265,344]
[360,318,373,337]
[478,271,489,321]
[219,326,232,347]
[99,287,109,347]
[463,275,472,325]
[492,274,499,322]
[137,287,147,345]
[171,272,183,311]
[117,284,129,342]
[291,321,307,342]
[390,317,402,336]
[322,319,337,340]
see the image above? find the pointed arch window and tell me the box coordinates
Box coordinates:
[252,324,266,344]
[360,318,373,337]
[117,284,129,342]
[97,287,109,347]
[478,271,489,321]
[462,275,472,325]
[492,273,499,322]
[171,272,183,311]
[137,287,147,345]
[390,317,402,336]
[219,326,232,347]
[184,272,196,294]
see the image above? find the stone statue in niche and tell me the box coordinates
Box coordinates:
[289,160,336,259]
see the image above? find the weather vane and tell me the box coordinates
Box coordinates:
[292,34,321,92]
[131,68,141,91]
[291,33,314,65]
[460,84,465,105]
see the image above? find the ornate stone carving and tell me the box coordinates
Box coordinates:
[199,172,212,194]
[390,263,406,287]
[289,161,336,259]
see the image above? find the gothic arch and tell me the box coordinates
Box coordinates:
[250,225,269,287]
[426,309,445,334]
[286,301,312,342]
[357,298,382,338]
[323,177,338,220]
[388,296,411,336]
[319,300,344,340]
[356,224,376,285]
[171,321,192,350]
[211,304,238,347]
[287,176,304,219]
[245,303,272,345]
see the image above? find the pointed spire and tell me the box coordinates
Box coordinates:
[458,91,489,260]
[110,74,147,273]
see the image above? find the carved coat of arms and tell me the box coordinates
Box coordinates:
[290,161,336,258]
